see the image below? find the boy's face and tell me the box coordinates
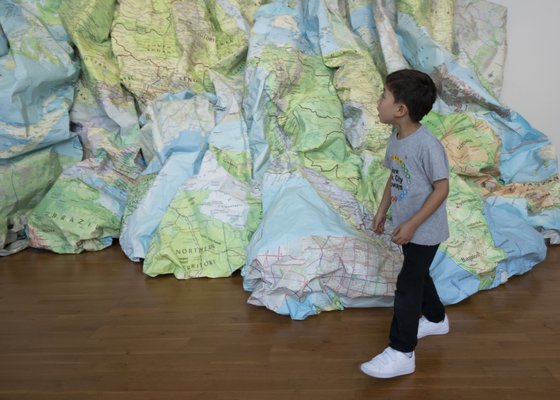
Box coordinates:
[377,87,403,124]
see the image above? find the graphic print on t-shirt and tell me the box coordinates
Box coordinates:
[390,154,411,202]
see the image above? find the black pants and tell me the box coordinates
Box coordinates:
[389,242,445,353]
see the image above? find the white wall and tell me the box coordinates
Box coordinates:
[490,0,560,155]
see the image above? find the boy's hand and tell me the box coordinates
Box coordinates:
[391,221,417,245]
[372,213,386,235]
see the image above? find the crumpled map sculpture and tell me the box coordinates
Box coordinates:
[1,0,558,319]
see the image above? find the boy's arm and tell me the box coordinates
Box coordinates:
[391,178,449,245]
[373,176,392,234]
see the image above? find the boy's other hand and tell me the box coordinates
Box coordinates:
[373,213,386,235]
[391,221,417,245]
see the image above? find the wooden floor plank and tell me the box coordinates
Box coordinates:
[1,244,559,399]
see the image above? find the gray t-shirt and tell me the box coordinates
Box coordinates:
[383,125,449,245]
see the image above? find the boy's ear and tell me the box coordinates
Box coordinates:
[395,103,408,118]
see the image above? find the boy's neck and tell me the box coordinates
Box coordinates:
[395,121,422,139]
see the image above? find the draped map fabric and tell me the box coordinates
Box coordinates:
[1,0,558,319]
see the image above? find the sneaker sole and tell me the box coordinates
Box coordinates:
[360,364,415,379]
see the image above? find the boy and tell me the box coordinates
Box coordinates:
[360,69,450,379]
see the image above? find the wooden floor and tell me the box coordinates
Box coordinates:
[1,244,560,400]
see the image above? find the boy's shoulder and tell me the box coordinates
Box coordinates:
[417,125,444,146]
[417,124,435,137]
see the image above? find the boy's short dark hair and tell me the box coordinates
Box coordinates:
[385,69,437,123]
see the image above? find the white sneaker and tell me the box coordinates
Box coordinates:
[417,314,449,339]
[360,347,415,379]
